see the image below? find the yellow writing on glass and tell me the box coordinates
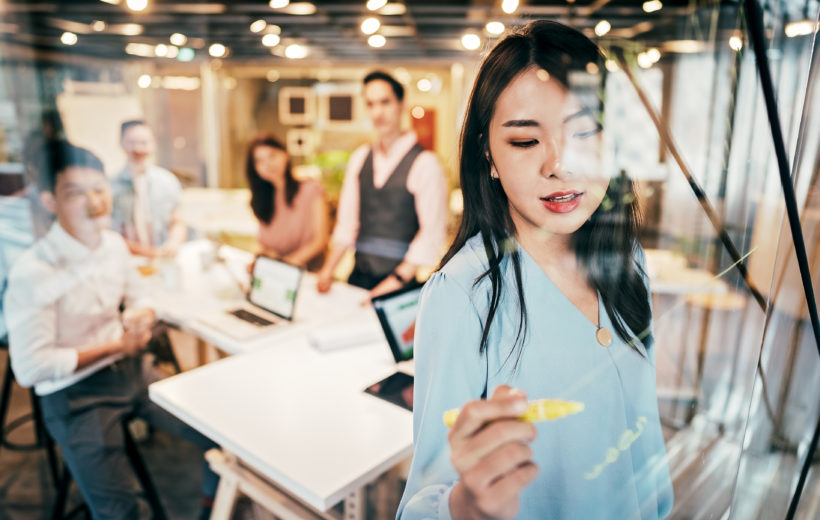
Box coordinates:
[584,416,648,480]
[443,398,584,427]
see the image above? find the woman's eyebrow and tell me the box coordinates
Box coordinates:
[563,106,594,123]
[501,119,539,128]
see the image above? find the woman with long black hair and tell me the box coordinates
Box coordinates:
[398,21,673,519]
[246,134,328,269]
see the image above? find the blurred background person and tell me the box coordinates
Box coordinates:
[4,139,218,518]
[111,119,188,258]
[317,71,448,297]
[246,134,329,270]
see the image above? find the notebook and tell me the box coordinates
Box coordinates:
[196,255,303,340]
[364,283,424,411]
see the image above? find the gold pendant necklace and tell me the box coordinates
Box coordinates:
[595,294,612,347]
[596,327,612,347]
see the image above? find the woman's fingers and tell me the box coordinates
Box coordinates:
[448,387,528,445]
[452,418,536,472]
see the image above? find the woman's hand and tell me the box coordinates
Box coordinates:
[448,385,539,520]
[316,269,333,293]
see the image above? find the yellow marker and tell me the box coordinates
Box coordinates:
[443,398,584,427]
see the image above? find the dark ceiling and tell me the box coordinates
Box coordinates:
[0,1,700,62]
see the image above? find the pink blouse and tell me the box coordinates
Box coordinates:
[257,179,325,257]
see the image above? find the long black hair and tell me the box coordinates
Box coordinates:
[441,20,652,365]
[246,134,299,224]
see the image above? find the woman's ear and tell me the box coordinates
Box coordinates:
[40,191,57,215]
[485,149,499,179]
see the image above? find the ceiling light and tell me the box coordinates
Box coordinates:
[594,20,611,37]
[502,0,519,15]
[262,33,280,47]
[166,45,179,58]
[285,43,308,59]
[270,0,289,8]
[367,0,387,10]
[100,0,121,4]
[461,33,481,51]
[485,21,504,36]
[785,20,817,37]
[91,20,106,32]
[637,52,654,68]
[642,0,662,13]
[605,59,618,72]
[586,62,599,74]
[729,35,743,51]
[361,17,380,35]
[283,2,316,15]
[170,33,187,46]
[126,0,148,12]
[393,67,411,84]
[266,70,280,82]
[60,32,78,45]
[250,19,267,33]
[647,47,661,62]
[267,24,281,35]
[125,42,154,57]
[137,74,152,88]
[417,78,432,92]
[411,106,425,119]
[208,43,227,57]
[661,39,705,53]
[121,23,143,36]
[155,43,168,57]
[177,47,195,61]
[368,34,386,48]
[379,3,406,15]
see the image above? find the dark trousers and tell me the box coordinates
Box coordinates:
[347,265,388,290]
[39,356,218,519]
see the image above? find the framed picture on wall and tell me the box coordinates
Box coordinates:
[317,83,361,129]
[278,87,315,125]
[286,128,316,157]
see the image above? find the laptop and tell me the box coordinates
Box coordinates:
[364,283,423,411]
[196,255,303,340]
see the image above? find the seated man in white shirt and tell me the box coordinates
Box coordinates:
[4,140,218,519]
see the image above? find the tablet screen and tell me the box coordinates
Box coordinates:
[371,284,423,362]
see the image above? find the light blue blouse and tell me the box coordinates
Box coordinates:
[397,234,673,519]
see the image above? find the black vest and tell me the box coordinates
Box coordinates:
[354,143,424,278]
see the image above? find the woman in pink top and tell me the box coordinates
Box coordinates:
[246,135,329,269]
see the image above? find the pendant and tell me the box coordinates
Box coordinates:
[596,327,612,347]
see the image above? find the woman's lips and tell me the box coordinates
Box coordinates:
[541,191,582,213]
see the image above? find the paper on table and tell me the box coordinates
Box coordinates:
[308,320,385,352]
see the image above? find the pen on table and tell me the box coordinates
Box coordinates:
[443,398,585,427]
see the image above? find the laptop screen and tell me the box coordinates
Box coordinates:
[371,283,423,363]
[248,256,303,320]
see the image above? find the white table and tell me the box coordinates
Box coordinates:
[149,333,414,517]
[143,240,379,355]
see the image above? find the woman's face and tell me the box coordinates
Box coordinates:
[253,145,288,185]
[487,66,609,241]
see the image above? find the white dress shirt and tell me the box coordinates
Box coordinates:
[4,222,151,396]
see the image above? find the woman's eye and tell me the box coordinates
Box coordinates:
[571,124,603,139]
[510,140,538,148]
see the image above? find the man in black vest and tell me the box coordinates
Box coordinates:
[317,71,448,297]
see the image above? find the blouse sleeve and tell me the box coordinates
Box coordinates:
[397,270,487,519]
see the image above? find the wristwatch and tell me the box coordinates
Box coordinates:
[390,269,411,284]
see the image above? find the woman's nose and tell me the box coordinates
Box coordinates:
[541,137,564,177]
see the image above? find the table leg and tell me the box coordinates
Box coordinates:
[343,488,364,520]
[210,454,240,520]
[197,338,208,366]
